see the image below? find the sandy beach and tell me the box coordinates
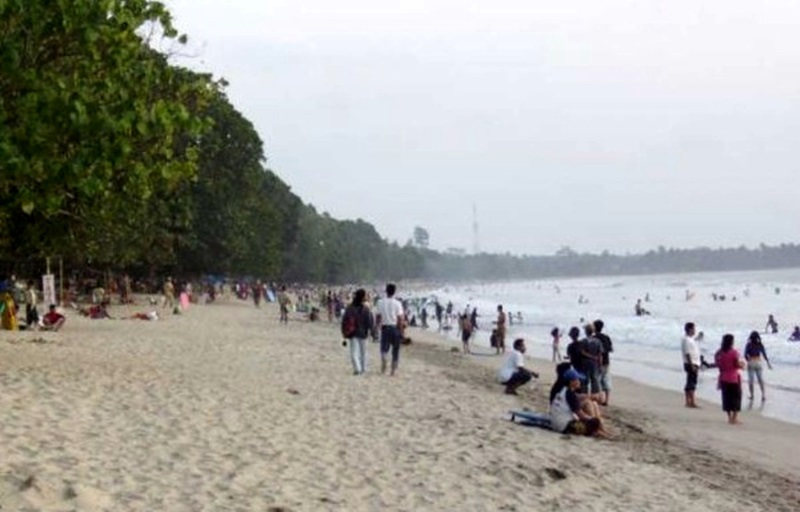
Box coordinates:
[1,300,798,511]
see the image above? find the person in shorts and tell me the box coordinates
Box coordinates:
[496,338,538,395]
[376,283,405,376]
[681,322,700,408]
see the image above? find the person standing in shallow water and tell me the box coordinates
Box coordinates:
[375,283,405,376]
[715,333,745,425]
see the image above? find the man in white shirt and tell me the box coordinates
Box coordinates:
[375,283,405,376]
[497,338,538,395]
[681,322,701,408]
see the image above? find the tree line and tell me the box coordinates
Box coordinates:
[0,0,421,284]
[2,1,798,285]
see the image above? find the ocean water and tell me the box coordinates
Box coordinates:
[423,268,800,425]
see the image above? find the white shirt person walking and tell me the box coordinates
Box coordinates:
[375,283,405,376]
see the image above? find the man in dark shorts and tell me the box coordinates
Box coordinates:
[494,305,506,354]
[681,322,700,408]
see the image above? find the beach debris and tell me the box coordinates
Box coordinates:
[544,467,568,481]
[286,388,300,395]
[450,347,460,353]
[19,475,37,491]
[63,482,78,500]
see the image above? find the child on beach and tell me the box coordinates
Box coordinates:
[550,327,562,362]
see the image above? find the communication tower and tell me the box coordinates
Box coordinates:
[472,204,480,255]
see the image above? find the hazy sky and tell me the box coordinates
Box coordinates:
[165,0,800,255]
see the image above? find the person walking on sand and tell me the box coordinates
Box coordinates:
[715,334,745,425]
[494,304,507,355]
[681,322,701,408]
[376,283,405,376]
[278,285,291,324]
[496,338,538,395]
[162,277,175,310]
[341,289,374,375]
[743,331,772,402]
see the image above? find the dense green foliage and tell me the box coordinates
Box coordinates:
[0,0,215,265]
[2,1,798,284]
[0,0,422,283]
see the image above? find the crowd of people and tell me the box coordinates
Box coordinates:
[4,272,790,436]
[681,321,775,425]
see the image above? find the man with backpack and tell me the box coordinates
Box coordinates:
[341,289,375,375]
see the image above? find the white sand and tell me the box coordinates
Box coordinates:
[1,300,798,511]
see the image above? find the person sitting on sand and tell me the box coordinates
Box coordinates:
[41,304,66,331]
[789,326,800,342]
[550,368,611,438]
[496,338,538,395]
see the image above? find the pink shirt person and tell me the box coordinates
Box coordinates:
[715,348,742,384]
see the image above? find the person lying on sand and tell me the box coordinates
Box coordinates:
[550,368,612,438]
[128,311,159,321]
[79,303,113,319]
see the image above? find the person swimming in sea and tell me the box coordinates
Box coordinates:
[765,314,779,334]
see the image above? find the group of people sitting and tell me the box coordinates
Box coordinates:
[496,320,613,439]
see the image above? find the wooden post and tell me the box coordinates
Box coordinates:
[59,257,64,306]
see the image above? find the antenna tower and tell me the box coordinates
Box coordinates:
[472,204,480,254]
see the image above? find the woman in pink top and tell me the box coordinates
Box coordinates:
[714,334,745,425]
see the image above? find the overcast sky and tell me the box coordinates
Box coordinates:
[165,0,800,255]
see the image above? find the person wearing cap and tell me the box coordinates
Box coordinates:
[550,368,611,438]
[496,338,539,395]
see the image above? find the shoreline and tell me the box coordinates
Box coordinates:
[408,323,800,477]
[1,300,798,510]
